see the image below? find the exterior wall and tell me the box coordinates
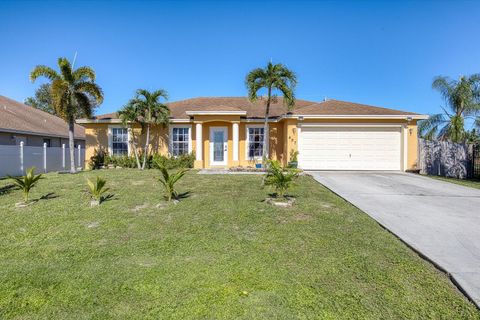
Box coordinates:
[407,121,419,170]
[0,131,84,148]
[82,123,190,168]
[84,124,109,166]
[80,118,420,170]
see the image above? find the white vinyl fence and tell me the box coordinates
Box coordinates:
[0,142,85,177]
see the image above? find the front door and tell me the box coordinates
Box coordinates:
[210,127,228,166]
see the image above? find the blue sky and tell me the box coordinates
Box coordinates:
[1,0,479,121]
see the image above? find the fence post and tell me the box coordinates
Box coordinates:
[43,142,47,173]
[19,141,24,174]
[62,144,65,170]
[78,145,81,169]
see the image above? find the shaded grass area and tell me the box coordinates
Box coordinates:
[428,175,480,189]
[0,169,478,319]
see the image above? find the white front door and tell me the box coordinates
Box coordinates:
[210,127,228,166]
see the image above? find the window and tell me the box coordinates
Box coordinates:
[111,127,128,156]
[247,126,265,159]
[171,127,190,156]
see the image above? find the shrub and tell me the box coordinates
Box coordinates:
[156,162,188,201]
[91,152,194,170]
[86,176,110,204]
[263,160,299,198]
[151,152,195,170]
[8,167,43,203]
[89,148,106,169]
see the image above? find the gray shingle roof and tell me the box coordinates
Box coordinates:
[0,95,85,139]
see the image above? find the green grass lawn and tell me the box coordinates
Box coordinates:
[0,169,478,319]
[428,175,480,189]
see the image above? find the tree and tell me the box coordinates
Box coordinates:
[24,83,54,114]
[419,74,480,142]
[246,62,297,162]
[124,89,170,170]
[118,102,142,169]
[30,57,104,173]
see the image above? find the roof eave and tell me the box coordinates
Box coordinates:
[283,114,429,120]
[185,111,247,116]
[0,127,85,140]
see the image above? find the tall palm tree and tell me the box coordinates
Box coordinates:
[118,102,142,169]
[245,62,297,162]
[30,57,103,173]
[419,74,480,142]
[126,89,170,169]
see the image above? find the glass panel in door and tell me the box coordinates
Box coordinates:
[213,131,224,162]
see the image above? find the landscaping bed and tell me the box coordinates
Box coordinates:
[0,169,478,319]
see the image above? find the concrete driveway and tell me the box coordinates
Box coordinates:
[309,171,480,307]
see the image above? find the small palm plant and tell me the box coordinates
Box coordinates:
[9,167,43,204]
[156,162,187,201]
[263,160,299,198]
[86,176,109,206]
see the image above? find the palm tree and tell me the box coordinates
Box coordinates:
[30,57,103,173]
[419,74,480,142]
[126,89,170,169]
[118,102,142,169]
[246,62,297,162]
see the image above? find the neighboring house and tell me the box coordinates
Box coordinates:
[0,95,86,147]
[77,97,427,171]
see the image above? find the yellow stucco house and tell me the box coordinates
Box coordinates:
[77,97,427,171]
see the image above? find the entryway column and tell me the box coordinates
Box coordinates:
[194,122,203,168]
[232,122,239,165]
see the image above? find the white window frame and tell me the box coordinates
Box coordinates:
[108,125,130,156]
[245,124,265,160]
[169,124,192,156]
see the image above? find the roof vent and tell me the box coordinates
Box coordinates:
[323,97,327,102]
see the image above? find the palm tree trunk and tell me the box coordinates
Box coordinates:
[262,87,271,165]
[68,120,76,173]
[129,127,142,169]
[142,124,150,170]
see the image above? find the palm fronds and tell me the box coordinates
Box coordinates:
[30,57,104,173]
[8,167,43,203]
[245,62,297,162]
[156,162,187,201]
[263,160,299,198]
[86,176,110,202]
[428,74,480,142]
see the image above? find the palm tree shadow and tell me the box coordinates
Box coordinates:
[100,194,115,204]
[37,192,59,201]
[176,191,192,200]
[0,184,15,196]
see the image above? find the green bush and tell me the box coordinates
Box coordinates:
[263,160,299,198]
[150,152,195,170]
[89,148,106,169]
[90,151,195,170]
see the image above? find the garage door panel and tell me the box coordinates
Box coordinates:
[298,127,401,170]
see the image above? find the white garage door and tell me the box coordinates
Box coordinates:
[298,126,402,170]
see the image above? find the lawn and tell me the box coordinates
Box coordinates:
[0,169,478,319]
[428,175,480,189]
